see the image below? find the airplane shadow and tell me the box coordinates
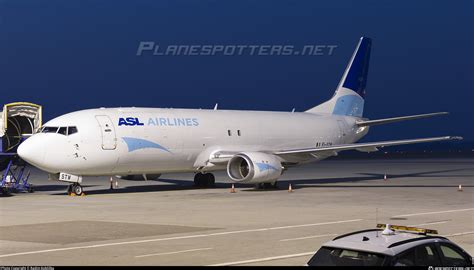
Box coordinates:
[282,168,474,190]
[18,167,472,196]
[0,185,102,197]
[50,181,236,196]
[33,184,100,192]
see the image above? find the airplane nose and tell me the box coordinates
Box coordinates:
[17,136,46,167]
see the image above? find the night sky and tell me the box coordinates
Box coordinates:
[1,0,473,142]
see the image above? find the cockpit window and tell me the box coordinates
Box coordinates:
[40,126,78,136]
[68,126,78,135]
[58,127,67,135]
[41,126,59,133]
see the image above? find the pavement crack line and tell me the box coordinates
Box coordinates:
[135,247,213,258]
[392,208,474,218]
[279,234,338,242]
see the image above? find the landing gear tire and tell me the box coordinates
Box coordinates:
[72,184,83,196]
[205,173,215,187]
[194,173,215,187]
[255,182,278,190]
[263,183,273,189]
[194,173,203,187]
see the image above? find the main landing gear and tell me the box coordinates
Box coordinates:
[67,183,84,196]
[194,172,215,187]
[255,182,278,190]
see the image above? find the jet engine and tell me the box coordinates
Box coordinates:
[227,152,283,183]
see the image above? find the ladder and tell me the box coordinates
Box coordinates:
[1,156,33,195]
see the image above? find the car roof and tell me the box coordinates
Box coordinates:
[322,229,448,256]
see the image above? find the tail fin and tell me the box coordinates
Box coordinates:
[306,37,372,117]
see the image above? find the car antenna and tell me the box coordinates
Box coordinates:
[376,208,379,238]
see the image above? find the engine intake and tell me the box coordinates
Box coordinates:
[227,152,282,183]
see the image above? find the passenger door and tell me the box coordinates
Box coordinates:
[95,115,117,150]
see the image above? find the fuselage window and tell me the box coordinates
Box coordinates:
[228,130,232,136]
[237,130,241,136]
[58,127,67,135]
[68,126,78,135]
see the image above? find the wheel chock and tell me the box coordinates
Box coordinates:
[68,192,85,197]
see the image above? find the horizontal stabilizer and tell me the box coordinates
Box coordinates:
[356,112,449,127]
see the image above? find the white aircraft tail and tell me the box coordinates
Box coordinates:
[306,37,371,117]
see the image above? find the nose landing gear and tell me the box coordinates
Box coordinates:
[52,172,84,196]
[67,183,84,196]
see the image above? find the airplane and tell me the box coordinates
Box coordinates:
[17,37,461,196]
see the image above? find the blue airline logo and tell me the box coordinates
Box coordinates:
[118,117,199,127]
[118,117,144,126]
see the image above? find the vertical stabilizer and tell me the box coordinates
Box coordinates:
[306,37,371,117]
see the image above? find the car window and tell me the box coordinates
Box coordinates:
[394,248,415,266]
[414,244,441,266]
[439,244,470,266]
[307,247,385,266]
[394,244,442,266]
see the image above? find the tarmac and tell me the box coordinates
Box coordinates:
[0,158,472,266]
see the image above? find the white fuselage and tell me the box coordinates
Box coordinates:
[18,107,368,176]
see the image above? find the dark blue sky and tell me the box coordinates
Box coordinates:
[1,0,473,141]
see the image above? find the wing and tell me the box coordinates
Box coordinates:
[207,136,462,167]
[274,136,462,157]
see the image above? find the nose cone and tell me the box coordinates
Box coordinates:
[18,136,46,168]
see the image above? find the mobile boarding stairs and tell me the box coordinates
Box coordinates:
[0,102,42,195]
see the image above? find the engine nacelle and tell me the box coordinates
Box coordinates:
[227,152,283,184]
